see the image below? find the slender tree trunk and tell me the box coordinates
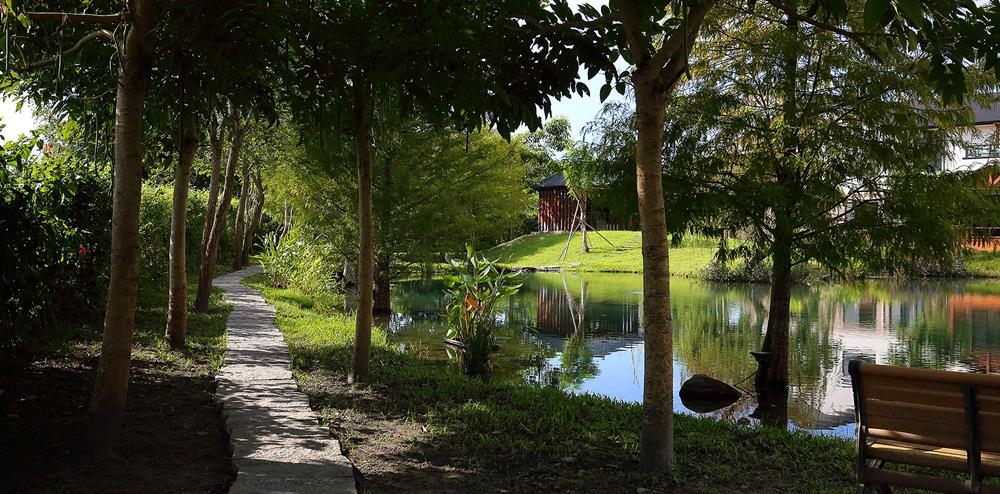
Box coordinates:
[199,117,225,264]
[373,151,392,315]
[759,226,792,390]
[580,196,589,253]
[87,0,157,458]
[349,82,374,383]
[233,162,249,270]
[165,110,198,349]
[616,0,715,470]
[241,174,265,266]
[634,82,674,471]
[758,14,800,392]
[373,255,391,315]
[195,115,245,311]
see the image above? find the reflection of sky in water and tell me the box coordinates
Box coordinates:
[387,273,1000,438]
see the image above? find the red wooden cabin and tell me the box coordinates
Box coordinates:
[530,173,634,232]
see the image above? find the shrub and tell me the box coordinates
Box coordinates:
[0,138,113,361]
[138,185,237,280]
[258,227,338,294]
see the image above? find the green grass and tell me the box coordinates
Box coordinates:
[964,250,1000,278]
[487,230,718,275]
[41,269,232,375]
[247,273,858,493]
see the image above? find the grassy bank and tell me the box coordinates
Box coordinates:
[247,274,857,493]
[491,231,1000,282]
[0,272,235,493]
[965,250,1000,277]
[488,230,717,275]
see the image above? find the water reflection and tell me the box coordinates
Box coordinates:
[386,273,1000,437]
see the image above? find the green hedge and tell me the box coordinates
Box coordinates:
[1,141,240,364]
[138,185,237,281]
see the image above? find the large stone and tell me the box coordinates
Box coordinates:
[679,374,741,413]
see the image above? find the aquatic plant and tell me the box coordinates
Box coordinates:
[444,245,522,381]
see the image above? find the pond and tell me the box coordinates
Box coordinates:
[385,272,1000,438]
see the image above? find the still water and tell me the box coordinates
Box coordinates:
[385,272,1000,438]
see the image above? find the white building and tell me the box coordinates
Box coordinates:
[938,101,1000,173]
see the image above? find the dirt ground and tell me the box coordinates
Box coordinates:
[0,353,234,493]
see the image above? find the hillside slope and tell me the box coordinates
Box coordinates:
[488,231,717,275]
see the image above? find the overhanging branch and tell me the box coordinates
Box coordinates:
[764,0,882,63]
[16,29,115,72]
[22,11,127,25]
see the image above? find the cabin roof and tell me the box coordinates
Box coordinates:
[973,101,1000,125]
[531,172,566,190]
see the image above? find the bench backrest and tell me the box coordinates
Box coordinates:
[849,361,1000,478]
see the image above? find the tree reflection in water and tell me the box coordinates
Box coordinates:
[387,273,1000,437]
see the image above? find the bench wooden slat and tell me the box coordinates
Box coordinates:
[863,374,965,394]
[865,399,965,425]
[860,363,1000,388]
[866,440,1000,475]
[863,468,968,494]
[980,388,1000,413]
[866,427,967,450]
[863,383,965,409]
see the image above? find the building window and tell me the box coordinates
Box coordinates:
[965,144,999,159]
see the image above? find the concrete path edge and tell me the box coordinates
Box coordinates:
[214,266,356,494]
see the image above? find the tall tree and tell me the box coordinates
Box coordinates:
[659,2,999,391]
[576,0,1000,470]
[196,111,248,311]
[165,107,198,348]
[1,0,160,457]
[283,0,615,382]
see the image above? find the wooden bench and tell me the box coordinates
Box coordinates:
[849,361,1000,493]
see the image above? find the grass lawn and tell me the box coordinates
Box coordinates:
[964,250,1000,277]
[488,230,717,275]
[0,271,235,493]
[247,274,858,493]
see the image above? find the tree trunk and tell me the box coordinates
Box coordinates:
[634,82,674,471]
[241,174,265,266]
[373,255,391,315]
[87,0,157,458]
[759,241,792,390]
[165,110,198,349]
[349,82,374,383]
[580,196,589,253]
[195,115,245,311]
[199,117,225,265]
[233,162,249,270]
[757,14,800,392]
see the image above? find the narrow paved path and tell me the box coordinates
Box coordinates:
[214,267,356,493]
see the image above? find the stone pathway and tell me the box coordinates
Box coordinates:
[214,267,356,494]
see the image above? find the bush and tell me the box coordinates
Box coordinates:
[0,138,113,360]
[258,227,338,293]
[138,185,238,280]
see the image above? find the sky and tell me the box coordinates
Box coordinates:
[0,98,37,143]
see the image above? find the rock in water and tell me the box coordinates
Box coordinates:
[679,374,741,413]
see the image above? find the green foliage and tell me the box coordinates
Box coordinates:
[444,245,522,380]
[137,185,237,280]
[0,136,112,357]
[257,228,338,294]
[270,123,532,283]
